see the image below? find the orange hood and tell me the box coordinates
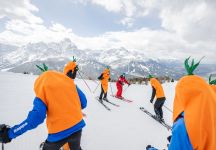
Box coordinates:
[173,75,216,150]
[103,68,110,74]
[63,61,77,74]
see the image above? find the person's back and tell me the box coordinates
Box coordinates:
[34,70,83,134]
[98,67,110,100]
[148,76,166,120]
[150,78,165,99]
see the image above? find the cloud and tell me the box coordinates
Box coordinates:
[0,20,74,44]
[120,17,134,28]
[76,0,156,27]
[159,0,216,43]
[72,27,216,63]
[0,0,42,23]
[0,0,216,63]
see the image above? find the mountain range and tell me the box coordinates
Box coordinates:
[0,38,215,80]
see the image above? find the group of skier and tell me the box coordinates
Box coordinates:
[97,67,131,101]
[0,57,216,150]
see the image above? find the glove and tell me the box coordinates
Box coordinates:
[74,65,79,71]
[108,78,111,81]
[150,99,153,103]
[128,83,131,86]
[97,75,103,80]
[167,135,172,142]
[0,124,11,143]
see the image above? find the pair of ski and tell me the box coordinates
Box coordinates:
[140,107,172,130]
[110,95,133,103]
[96,97,120,111]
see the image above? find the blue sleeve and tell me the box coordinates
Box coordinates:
[8,97,47,139]
[76,85,87,109]
[168,117,193,150]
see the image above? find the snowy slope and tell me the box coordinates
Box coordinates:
[0,72,176,150]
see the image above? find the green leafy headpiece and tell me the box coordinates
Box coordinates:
[184,56,204,75]
[209,74,216,85]
[36,63,48,72]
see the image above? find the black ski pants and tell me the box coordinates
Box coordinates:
[154,97,165,119]
[42,130,82,150]
[99,85,107,100]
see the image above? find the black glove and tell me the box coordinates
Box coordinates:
[74,65,79,71]
[0,124,11,143]
[128,83,131,86]
[150,99,153,103]
[167,135,172,142]
[146,145,152,150]
[97,74,103,80]
[108,78,111,81]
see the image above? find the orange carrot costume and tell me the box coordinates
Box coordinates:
[34,70,83,134]
[173,75,216,150]
[150,78,165,99]
[64,61,77,74]
[172,57,216,150]
[100,68,110,93]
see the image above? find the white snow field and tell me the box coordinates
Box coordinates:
[0,72,176,150]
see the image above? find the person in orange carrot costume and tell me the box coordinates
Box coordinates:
[168,57,216,150]
[97,66,111,101]
[0,58,87,150]
[148,75,166,121]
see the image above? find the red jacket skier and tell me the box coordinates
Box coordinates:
[116,73,130,99]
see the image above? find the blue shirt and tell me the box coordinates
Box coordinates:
[168,115,193,150]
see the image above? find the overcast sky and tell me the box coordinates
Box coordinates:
[0,0,216,63]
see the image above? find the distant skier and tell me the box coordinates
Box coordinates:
[168,57,216,150]
[0,60,87,150]
[148,75,166,121]
[115,73,130,99]
[98,66,111,101]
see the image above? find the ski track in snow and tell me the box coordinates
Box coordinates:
[0,72,176,150]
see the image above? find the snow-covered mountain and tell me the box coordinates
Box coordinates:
[0,39,215,79]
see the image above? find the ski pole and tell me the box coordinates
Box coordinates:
[163,105,173,113]
[109,82,114,96]
[78,71,92,93]
[79,70,98,85]
[2,143,4,150]
[123,85,130,93]
[93,82,100,93]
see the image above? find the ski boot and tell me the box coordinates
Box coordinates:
[160,118,165,123]
[98,97,103,102]
[115,96,124,99]
[103,97,108,102]
[153,115,161,121]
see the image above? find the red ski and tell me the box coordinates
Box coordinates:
[110,95,133,103]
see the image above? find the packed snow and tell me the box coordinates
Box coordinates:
[0,72,176,150]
